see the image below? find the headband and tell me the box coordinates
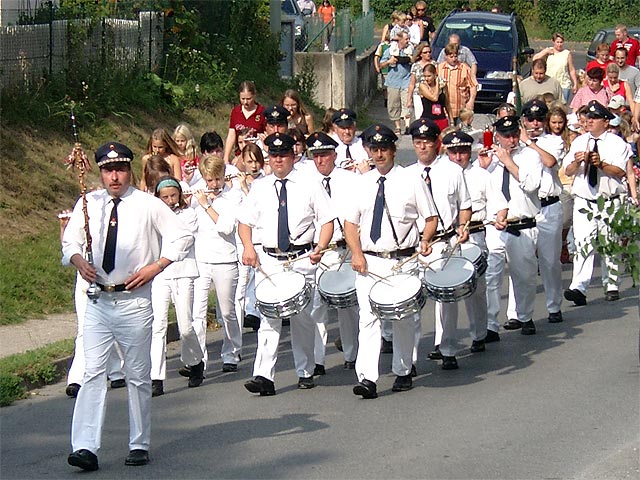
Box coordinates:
[155,177,181,193]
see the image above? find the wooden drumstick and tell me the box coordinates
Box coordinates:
[367,271,394,286]
[282,246,336,268]
[257,264,277,287]
[392,237,439,272]
[440,221,470,270]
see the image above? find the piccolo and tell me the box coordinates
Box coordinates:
[525,127,543,134]
[57,212,73,219]
[183,188,223,196]
[224,172,262,180]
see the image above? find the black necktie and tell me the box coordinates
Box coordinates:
[277,179,290,251]
[501,167,511,202]
[370,177,385,243]
[102,198,121,274]
[345,145,352,160]
[588,138,599,188]
[323,177,332,197]
[423,167,433,195]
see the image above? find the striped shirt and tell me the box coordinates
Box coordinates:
[437,61,478,118]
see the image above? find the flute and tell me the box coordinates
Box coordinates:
[57,212,73,219]
[225,171,262,181]
[183,188,223,196]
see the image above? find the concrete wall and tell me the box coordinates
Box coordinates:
[293,46,376,110]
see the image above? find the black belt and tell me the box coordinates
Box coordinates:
[505,217,536,237]
[432,227,456,242]
[585,195,620,204]
[363,247,416,259]
[467,221,486,234]
[263,243,313,259]
[96,282,127,293]
[540,196,560,207]
[314,239,347,249]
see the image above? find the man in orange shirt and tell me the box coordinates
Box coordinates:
[437,43,478,124]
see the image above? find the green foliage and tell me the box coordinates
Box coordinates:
[538,0,637,41]
[0,339,74,407]
[0,227,76,325]
[290,56,318,101]
[581,200,640,285]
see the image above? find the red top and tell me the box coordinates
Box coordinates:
[585,59,612,75]
[228,103,266,135]
[609,37,640,66]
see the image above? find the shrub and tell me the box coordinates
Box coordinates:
[0,374,26,407]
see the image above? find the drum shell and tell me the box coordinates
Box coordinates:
[368,273,427,321]
[318,264,358,308]
[459,243,488,277]
[424,256,477,303]
[255,272,312,319]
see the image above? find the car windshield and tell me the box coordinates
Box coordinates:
[281,0,297,15]
[435,20,513,52]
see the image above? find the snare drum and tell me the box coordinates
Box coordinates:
[458,243,488,277]
[424,256,476,303]
[318,262,358,308]
[255,271,312,319]
[368,273,426,321]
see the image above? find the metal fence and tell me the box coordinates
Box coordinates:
[298,9,375,54]
[0,7,163,90]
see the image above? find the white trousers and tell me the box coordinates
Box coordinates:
[235,242,262,324]
[71,292,152,454]
[507,202,563,317]
[355,255,419,382]
[485,225,539,332]
[413,93,424,119]
[150,276,203,380]
[193,262,241,366]
[67,276,124,385]
[252,251,317,382]
[310,248,359,364]
[432,232,489,350]
[569,197,621,294]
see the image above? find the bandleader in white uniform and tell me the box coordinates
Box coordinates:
[63,142,193,471]
[563,100,630,305]
[345,124,438,398]
[239,133,334,395]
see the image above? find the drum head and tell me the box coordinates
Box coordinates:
[424,257,475,287]
[255,271,306,303]
[318,263,356,295]
[459,243,482,263]
[369,273,422,304]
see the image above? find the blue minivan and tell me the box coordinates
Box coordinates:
[432,10,534,111]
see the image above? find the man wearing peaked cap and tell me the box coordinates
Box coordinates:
[563,99,630,305]
[442,130,474,148]
[63,141,194,470]
[332,108,370,172]
[478,110,543,338]
[407,117,472,371]
[508,97,566,328]
[263,104,290,125]
[305,130,360,374]
[343,122,438,398]
[238,127,335,395]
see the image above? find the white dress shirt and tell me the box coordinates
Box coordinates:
[463,161,496,222]
[344,164,437,252]
[312,166,359,243]
[535,134,564,198]
[62,186,194,293]
[159,207,199,279]
[335,137,369,169]
[239,168,334,248]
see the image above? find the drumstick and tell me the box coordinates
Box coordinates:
[483,217,519,226]
[391,237,439,272]
[257,264,277,287]
[336,248,350,271]
[440,221,470,271]
[417,257,436,272]
[282,246,336,268]
[367,271,394,286]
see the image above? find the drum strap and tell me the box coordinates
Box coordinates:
[383,200,412,247]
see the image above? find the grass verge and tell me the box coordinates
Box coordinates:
[0,338,74,407]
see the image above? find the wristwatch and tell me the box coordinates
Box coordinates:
[525,139,533,147]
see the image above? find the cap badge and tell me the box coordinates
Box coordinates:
[451,136,461,144]
[340,113,349,120]
[107,150,118,159]
[503,120,512,127]
[271,111,280,118]
[589,105,596,112]
[418,125,429,133]
[530,105,539,112]
[313,139,322,147]
[373,133,383,142]
[273,138,283,146]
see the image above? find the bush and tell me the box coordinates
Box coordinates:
[0,374,26,407]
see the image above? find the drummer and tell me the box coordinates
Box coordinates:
[344,124,438,397]
[238,132,334,395]
[442,131,496,348]
[478,116,542,339]
[306,132,360,374]
[406,119,472,370]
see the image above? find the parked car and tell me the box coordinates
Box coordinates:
[431,10,534,111]
[281,0,306,50]
[586,27,640,63]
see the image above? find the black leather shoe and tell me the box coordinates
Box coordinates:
[222,363,238,373]
[428,345,443,360]
[188,360,205,387]
[548,311,563,323]
[442,356,459,370]
[521,320,536,335]
[605,290,620,301]
[178,365,191,377]
[66,383,80,398]
[110,379,126,389]
[485,330,500,343]
[503,319,523,330]
[380,338,393,354]
[68,449,99,471]
[244,313,260,331]
[334,336,343,352]
[470,339,486,353]
[411,364,417,377]
[343,360,356,369]
[564,288,587,306]
[244,376,276,396]
[392,374,413,392]
[151,380,164,397]
[313,364,326,376]
[353,379,378,399]
[297,376,315,389]
[125,449,149,466]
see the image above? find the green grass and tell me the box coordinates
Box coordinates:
[0,338,74,407]
[0,225,76,325]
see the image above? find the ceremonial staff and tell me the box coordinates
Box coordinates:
[63,107,100,300]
